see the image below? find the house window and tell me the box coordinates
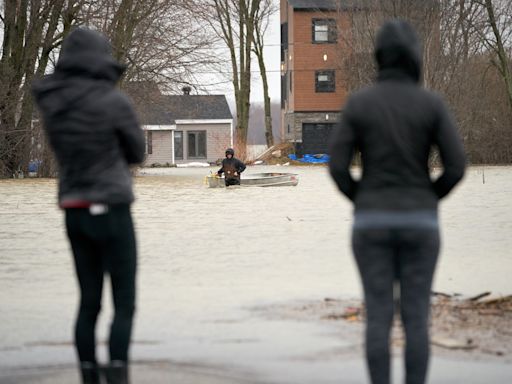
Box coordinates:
[146,131,153,154]
[315,70,335,92]
[174,131,183,160]
[312,19,337,43]
[187,131,207,158]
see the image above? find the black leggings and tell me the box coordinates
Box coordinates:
[352,227,439,384]
[65,205,137,363]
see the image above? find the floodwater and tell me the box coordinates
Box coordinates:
[0,166,511,383]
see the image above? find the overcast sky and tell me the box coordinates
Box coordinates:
[251,11,281,104]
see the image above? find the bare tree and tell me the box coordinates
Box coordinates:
[252,0,277,148]
[0,0,221,178]
[336,0,512,164]
[472,0,512,110]
[0,0,82,178]
[81,0,221,92]
[198,0,262,147]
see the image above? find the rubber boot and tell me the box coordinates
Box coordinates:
[105,361,129,384]
[79,362,101,384]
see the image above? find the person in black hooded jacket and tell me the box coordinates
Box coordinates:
[329,20,465,384]
[217,148,246,186]
[33,28,145,384]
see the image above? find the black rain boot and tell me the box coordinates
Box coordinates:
[79,362,101,384]
[105,361,129,384]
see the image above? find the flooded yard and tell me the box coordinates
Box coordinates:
[0,165,511,383]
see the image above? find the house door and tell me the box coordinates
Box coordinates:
[301,123,335,155]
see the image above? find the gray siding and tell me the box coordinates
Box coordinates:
[143,122,231,165]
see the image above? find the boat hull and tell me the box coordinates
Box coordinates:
[206,173,299,188]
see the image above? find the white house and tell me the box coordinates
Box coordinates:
[128,85,233,166]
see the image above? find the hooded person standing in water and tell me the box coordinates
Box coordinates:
[329,20,466,384]
[33,28,145,384]
[217,148,246,186]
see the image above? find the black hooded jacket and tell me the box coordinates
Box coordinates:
[32,28,145,206]
[329,20,466,211]
[217,150,246,180]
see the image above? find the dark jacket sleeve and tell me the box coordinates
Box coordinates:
[218,159,225,175]
[114,93,145,164]
[328,99,359,201]
[237,159,246,173]
[432,97,466,199]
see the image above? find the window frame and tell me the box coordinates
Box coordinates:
[174,130,183,160]
[315,70,336,93]
[146,130,153,154]
[187,130,207,159]
[312,18,337,44]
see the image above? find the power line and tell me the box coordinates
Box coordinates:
[184,42,345,50]
[183,68,342,74]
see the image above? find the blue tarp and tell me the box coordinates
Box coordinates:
[288,154,330,163]
[28,160,42,172]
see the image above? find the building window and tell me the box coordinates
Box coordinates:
[312,19,337,43]
[315,70,335,93]
[146,131,153,154]
[174,131,183,160]
[188,131,207,158]
[281,74,287,108]
[281,22,288,61]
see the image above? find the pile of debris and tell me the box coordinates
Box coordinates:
[327,292,512,356]
[428,292,512,355]
[250,143,301,165]
[253,293,512,358]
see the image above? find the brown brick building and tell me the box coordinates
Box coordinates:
[281,0,350,155]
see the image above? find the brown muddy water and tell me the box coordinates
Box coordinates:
[0,165,511,383]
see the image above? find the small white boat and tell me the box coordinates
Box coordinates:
[206,172,299,188]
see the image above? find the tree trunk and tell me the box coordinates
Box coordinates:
[0,0,74,178]
[484,0,512,111]
[253,27,273,147]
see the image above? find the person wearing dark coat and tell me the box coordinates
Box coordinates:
[217,148,246,186]
[32,28,145,384]
[329,20,466,384]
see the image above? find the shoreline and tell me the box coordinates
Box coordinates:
[250,295,512,363]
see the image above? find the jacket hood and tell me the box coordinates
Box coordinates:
[225,148,235,157]
[32,28,124,117]
[375,20,422,83]
[55,28,125,82]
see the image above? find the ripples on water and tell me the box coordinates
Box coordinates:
[0,166,511,373]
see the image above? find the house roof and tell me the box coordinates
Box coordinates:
[132,94,233,125]
[288,0,338,10]
[288,0,359,11]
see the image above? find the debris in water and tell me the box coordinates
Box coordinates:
[431,336,476,350]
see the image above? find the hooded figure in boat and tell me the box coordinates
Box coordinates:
[217,148,246,186]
